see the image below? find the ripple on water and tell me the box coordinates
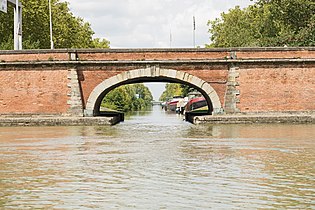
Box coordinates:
[0,108,314,209]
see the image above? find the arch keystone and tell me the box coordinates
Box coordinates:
[150,65,160,77]
[142,67,151,77]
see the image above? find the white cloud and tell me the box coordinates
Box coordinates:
[63,0,253,48]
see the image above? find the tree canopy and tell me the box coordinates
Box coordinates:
[159,83,183,101]
[159,83,193,101]
[207,0,315,47]
[101,84,153,112]
[0,0,110,49]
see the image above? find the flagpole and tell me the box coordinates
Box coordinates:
[49,0,54,49]
[170,26,172,48]
[14,0,19,50]
[193,16,196,48]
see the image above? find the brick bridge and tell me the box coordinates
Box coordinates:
[0,48,314,117]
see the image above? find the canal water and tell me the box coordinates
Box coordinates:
[0,106,314,209]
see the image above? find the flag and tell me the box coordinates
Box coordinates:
[0,0,7,13]
[193,16,196,30]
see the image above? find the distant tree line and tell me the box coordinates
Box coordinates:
[102,84,153,112]
[159,83,193,101]
[207,0,315,47]
[0,0,109,49]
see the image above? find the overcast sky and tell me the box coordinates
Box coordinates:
[64,0,253,48]
[63,0,253,99]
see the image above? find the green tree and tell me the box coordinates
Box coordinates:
[0,0,110,49]
[0,4,14,50]
[207,6,258,48]
[180,84,195,97]
[207,0,315,47]
[159,83,184,101]
[259,0,315,46]
[101,84,153,112]
[91,38,110,48]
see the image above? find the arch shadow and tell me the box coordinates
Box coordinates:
[84,67,222,116]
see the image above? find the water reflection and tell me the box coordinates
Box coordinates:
[0,106,314,209]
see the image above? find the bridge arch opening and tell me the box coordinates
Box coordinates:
[84,67,222,117]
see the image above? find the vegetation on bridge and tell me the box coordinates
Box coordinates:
[207,0,315,47]
[0,0,109,50]
[101,84,153,112]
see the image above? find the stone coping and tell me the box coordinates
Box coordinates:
[0,114,314,127]
[0,47,315,54]
[1,58,315,67]
[0,117,121,127]
[193,114,315,124]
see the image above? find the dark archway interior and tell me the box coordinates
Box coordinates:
[93,77,214,116]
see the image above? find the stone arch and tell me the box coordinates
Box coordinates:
[84,66,222,116]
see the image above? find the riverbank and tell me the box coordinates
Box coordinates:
[0,116,121,127]
[192,113,315,124]
[0,113,314,127]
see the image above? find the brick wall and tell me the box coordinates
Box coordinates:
[0,69,69,115]
[75,48,315,61]
[0,50,70,62]
[77,51,229,61]
[238,65,315,112]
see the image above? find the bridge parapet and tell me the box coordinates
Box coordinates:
[0,49,72,62]
[74,47,315,61]
[0,47,315,63]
